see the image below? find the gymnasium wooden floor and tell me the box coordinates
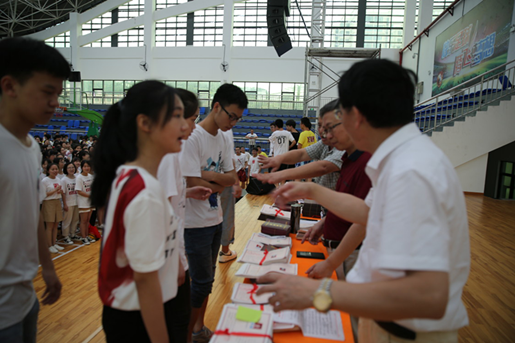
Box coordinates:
[32,193,515,343]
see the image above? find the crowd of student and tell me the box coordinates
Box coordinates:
[1,37,471,343]
[37,134,101,251]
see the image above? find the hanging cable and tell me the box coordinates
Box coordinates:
[294,0,311,39]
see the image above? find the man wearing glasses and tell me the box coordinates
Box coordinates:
[180,84,247,343]
[256,103,344,190]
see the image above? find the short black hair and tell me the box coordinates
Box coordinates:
[338,59,416,128]
[275,119,284,128]
[256,145,261,149]
[0,37,70,95]
[211,83,248,110]
[252,148,257,152]
[320,99,340,118]
[300,117,312,129]
[269,123,276,127]
[285,119,296,128]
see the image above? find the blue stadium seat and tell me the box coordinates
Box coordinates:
[74,120,80,128]
[199,107,206,114]
[71,133,78,140]
[48,125,54,131]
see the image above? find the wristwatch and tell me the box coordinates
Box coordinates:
[312,278,333,312]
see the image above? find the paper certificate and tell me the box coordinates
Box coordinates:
[231,283,273,305]
[235,263,298,279]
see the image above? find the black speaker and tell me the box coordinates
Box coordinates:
[69,71,81,82]
[267,1,292,57]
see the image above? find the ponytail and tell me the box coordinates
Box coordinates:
[90,80,175,208]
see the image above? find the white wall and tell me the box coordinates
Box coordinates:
[455,154,488,193]
[431,95,515,192]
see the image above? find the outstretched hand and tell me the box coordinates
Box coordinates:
[256,272,319,312]
[272,182,315,208]
[253,172,281,185]
[258,155,281,172]
[306,260,334,279]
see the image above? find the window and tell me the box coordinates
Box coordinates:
[117,0,145,47]
[45,31,70,48]
[156,0,188,10]
[193,6,224,46]
[117,26,145,47]
[325,0,359,48]
[233,82,305,110]
[233,0,268,47]
[286,0,312,47]
[81,11,113,47]
[156,15,188,47]
[364,0,405,48]
[498,161,515,200]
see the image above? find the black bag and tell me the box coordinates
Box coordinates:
[246,177,275,195]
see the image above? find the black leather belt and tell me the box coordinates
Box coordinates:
[375,321,416,340]
[321,238,340,249]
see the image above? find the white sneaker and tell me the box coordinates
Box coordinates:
[62,237,74,245]
[54,244,64,251]
[219,250,237,263]
[49,246,58,254]
[87,235,96,243]
[81,237,90,245]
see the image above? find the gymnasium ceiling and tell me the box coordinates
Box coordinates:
[0,0,109,38]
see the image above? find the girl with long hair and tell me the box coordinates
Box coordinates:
[91,80,187,343]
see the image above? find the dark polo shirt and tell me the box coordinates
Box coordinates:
[323,150,372,241]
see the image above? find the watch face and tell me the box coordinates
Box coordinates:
[314,291,332,312]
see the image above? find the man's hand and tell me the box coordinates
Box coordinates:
[232,184,242,198]
[63,204,68,212]
[273,182,315,208]
[258,155,282,172]
[306,260,334,279]
[186,186,212,201]
[254,172,282,185]
[301,219,324,245]
[41,268,62,305]
[256,272,319,312]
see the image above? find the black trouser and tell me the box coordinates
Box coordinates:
[103,272,191,343]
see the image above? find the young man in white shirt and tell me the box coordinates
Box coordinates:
[268,119,296,171]
[180,84,247,343]
[0,37,68,342]
[257,59,470,343]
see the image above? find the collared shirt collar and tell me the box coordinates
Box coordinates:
[342,149,364,162]
[366,123,421,184]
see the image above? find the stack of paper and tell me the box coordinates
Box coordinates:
[250,233,292,247]
[231,283,273,305]
[211,304,274,343]
[235,263,298,279]
[237,247,291,265]
[273,308,345,341]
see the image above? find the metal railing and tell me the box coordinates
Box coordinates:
[414,60,515,133]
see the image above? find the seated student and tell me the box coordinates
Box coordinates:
[257,59,470,343]
[256,103,344,190]
[0,36,67,343]
[180,84,245,343]
[91,81,186,343]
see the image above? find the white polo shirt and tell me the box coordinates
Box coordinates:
[347,123,470,332]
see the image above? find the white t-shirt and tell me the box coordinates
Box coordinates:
[244,152,251,164]
[75,173,93,208]
[269,130,294,156]
[248,155,261,175]
[157,152,188,271]
[42,176,62,200]
[347,123,470,332]
[61,176,78,207]
[246,133,257,145]
[56,173,65,180]
[180,126,234,228]
[99,165,179,311]
[0,124,41,330]
[234,154,247,172]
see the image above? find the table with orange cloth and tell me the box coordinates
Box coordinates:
[264,234,355,343]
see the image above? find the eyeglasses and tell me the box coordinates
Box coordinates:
[221,105,243,123]
[321,122,342,138]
